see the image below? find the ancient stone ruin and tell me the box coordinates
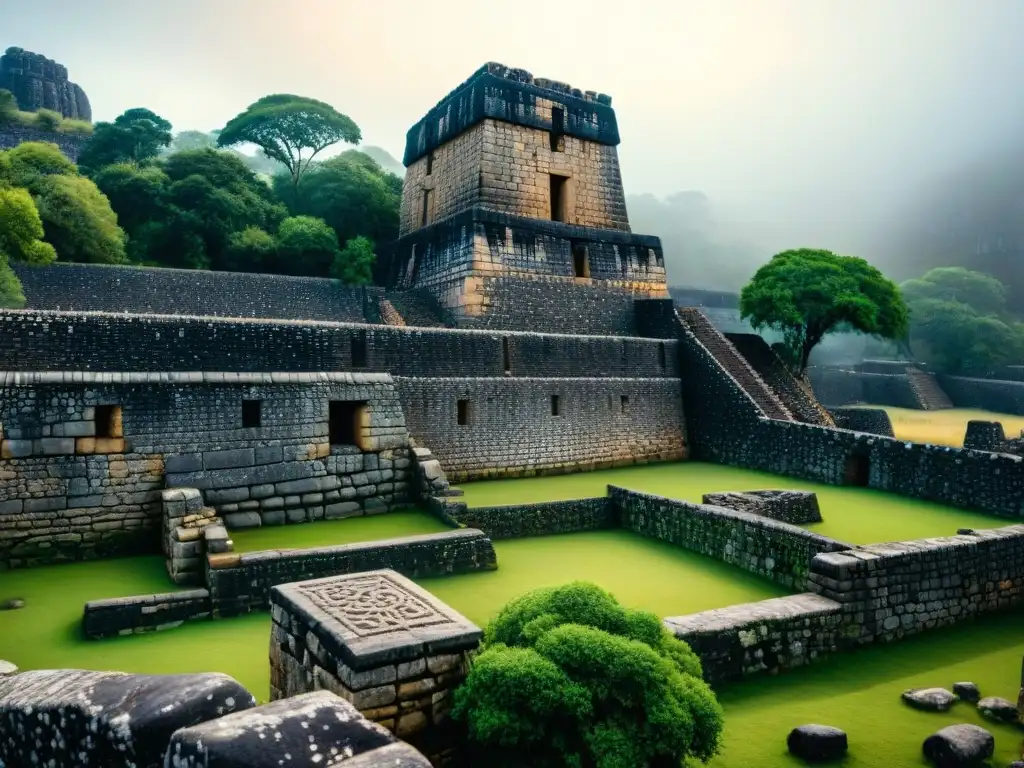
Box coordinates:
[0,47,91,121]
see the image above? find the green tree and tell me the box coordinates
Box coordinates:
[901,266,1007,316]
[224,226,277,271]
[0,141,77,186]
[91,162,169,235]
[78,107,173,170]
[332,235,375,285]
[275,215,339,277]
[168,129,217,153]
[453,582,723,768]
[740,248,909,374]
[217,94,361,193]
[0,186,58,307]
[276,150,400,250]
[32,174,127,264]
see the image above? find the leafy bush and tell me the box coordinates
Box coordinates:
[0,90,16,123]
[452,582,723,768]
[58,118,93,136]
[33,109,62,132]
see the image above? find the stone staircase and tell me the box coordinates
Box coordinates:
[677,308,794,421]
[905,368,953,410]
[382,290,451,328]
[726,333,834,427]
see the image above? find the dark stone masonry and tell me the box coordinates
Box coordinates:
[702,489,823,525]
[0,126,89,161]
[0,47,91,120]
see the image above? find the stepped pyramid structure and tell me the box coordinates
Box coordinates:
[377,63,668,333]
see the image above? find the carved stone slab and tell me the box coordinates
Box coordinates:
[271,569,481,670]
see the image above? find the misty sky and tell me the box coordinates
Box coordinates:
[6,0,1024,270]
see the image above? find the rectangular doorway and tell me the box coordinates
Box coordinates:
[549,174,568,222]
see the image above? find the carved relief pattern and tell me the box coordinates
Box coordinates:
[298,573,457,637]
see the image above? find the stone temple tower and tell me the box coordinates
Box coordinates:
[377,63,667,335]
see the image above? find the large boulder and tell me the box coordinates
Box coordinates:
[164,691,431,766]
[922,724,994,768]
[952,682,980,704]
[903,687,958,712]
[977,696,1018,724]
[0,669,255,768]
[786,724,848,762]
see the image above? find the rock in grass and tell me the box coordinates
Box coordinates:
[786,724,848,761]
[922,724,994,767]
[903,687,957,712]
[0,598,24,610]
[0,669,255,767]
[977,696,1018,724]
[952,682,980,704]
[0,660,16,677]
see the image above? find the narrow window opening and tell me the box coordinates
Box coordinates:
[571,242,590,278]
[351,330,368,368]
[457,399,471,426]
[421,189,432,227]
[242,400,262,428]
[502,337,511,375]
[94,405,121,439]
[329,401,362,446]
[658,342,667,371]
[549,174,568,222]
[551,395,561,417]
[550,107,565,152]
[843,454,871,487]
[426,150,434,176]
[620,395,629,413]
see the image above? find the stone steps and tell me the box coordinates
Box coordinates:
[906,368,953,410]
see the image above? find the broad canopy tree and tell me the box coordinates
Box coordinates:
[740,248,908,374]
[217,94,361,193]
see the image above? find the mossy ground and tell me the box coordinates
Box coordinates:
[456,461,1008,545]
[881,406,1024,447]
[1,462,1022,766]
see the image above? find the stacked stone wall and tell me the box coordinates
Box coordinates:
[0,309,677,375]
[12,262,368,321]
[809,525,1024,643]
[0,126,88,160]
[82,589,212,639]
[0,373,415,567]
[397,377,685,482]
[828,406,895,437]
[612,487,850,590]
[664,593,843,685]
[400,125,483,235]
[808,367,919,408]
[440,497,615,538]
[939,375,1024,416]
[206,529,497,616]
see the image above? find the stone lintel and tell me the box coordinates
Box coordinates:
[271,569,481,671]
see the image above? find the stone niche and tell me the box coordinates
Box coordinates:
[702,490,823,525]
[270,569,481,763]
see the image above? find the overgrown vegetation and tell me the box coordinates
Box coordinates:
[0,89,94,136]
[452,581,723,768]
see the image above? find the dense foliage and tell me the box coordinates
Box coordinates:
[77,108,173,170]
[0,88,94,136]
[901,267,1024,374]
[452,582,723,768]
[740,248,909,373]
[217,94,361,192]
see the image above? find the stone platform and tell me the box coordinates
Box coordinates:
[702,489,823,525]
[270,569,482,761]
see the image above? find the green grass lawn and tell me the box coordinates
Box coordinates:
[456,461,1008,545]
[229,509,449,553]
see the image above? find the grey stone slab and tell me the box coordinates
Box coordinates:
[223,512,261,530]
[254,445,283,465]
[204,448,256,470]
[165,454,204,474]
[271,569,481,670]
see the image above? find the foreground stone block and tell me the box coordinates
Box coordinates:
[270,569,481,762]
[0,669,255,767]
[787,724,848,762]
[922,724,994,767]
[164,691,430,767]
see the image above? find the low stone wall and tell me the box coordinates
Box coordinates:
[964,420,1024,456]
[440,497,616,539]
[828,406,895,437]
[612,487,850,589]
[664,593,843,685]
[940,375,1024,416]
[206,528,497,616]
[809,524,1024,644]
[82,589,211,639]
[701,490,822,525]
[270,570,480,763]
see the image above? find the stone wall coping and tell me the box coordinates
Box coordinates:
[467,496,608,513]
[0,371,395,386]
[239,528,488,566]
[394,376,677,384]
[271,568,481,670]
[608,486,853,550]
[84,589,210,610]
[0,308,679,344]
[664,593,843,636]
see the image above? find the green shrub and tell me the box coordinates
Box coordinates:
[33,109,62,132]
[452,582,724,768]
[0,90,16,123]
[58,118,93,136]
